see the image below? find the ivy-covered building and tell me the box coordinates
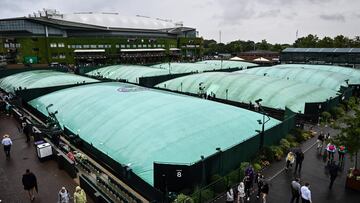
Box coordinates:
[0,10,203,66]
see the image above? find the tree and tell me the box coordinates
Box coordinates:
[334,107,360,168]
[317,37,334,48]
[293,34,319,47]
[333,35,351,48]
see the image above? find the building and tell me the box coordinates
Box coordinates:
[0,9,203,66]
[281,48,360,68]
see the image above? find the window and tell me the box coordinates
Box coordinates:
[83,45,90,49]
[68,45,71,48]
[126,45,130,48]
[58,43,65,48]
[161,44,165,48]
[121,45,125,48]
[132,45,136,48]
[71,45,76,49]
[90,45,97,48]
[75,45,82,49]
[115,45,119,48]
[4,43,9,48]
[98,45,104,48]
[50,43,57,48]
[137,44,142,48]
[143,44,147,48]
[15,43,21,48]
[59,53,66,59]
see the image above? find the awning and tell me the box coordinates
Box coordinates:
[253,57,270,62]
[170,48,181,51]
[74,49,105,53]
[230,56,244,61]
[120,48,165,52]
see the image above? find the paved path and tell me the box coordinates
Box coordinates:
[0,115,92,203]
[212,124,360,203]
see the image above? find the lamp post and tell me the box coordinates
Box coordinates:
[201,155,206,186]
[216,147,222,175]
[255,99,270,150]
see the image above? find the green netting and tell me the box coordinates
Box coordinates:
[151,60,257,74]
[275,64,360,85]
[28,82,280,185]
[156,72,338,113]
[196,60,258,69]
[86,65,170,83]
[239,66,350,91]
[0,70,98,93]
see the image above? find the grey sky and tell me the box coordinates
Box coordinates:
[1,0,359,43]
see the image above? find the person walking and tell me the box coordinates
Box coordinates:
[316,132,325,154]
[326,142,336,162]
[244,175,252,202]
[260,182,269,203]
[1,134,12,158]
[255,173,264,199]
[58,186,70,203]
[290,178,301,203]
[300,183,312,203]
[295,151,304,173]
[285,152,295,170]
[237,182,245,203]
[23,122,33,143]
[73,186,87,203]
[338,145,347,166]
[226,186,234,203]
[328,161,339,189]
[22,169,38,201]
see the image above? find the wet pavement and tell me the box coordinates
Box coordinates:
[212,124,360,203]
[0,114,91,203]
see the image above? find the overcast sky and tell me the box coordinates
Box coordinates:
[1,0,359,44]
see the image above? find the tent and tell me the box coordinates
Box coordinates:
[253,57,270,62]
[230,56,245,61]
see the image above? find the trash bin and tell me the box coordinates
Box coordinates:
[36,142,52,160]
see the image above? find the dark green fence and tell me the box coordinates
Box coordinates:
[154,111,296,196]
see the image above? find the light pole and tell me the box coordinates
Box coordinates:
[216,147,222,175]
[255,99,270,150]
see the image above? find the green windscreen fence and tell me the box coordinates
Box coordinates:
[28,82,281,186]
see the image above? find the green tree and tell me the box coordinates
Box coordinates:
[334,107,360,168]
[333,35,351,47]
[293,34,319,47]
[317,37,334,48]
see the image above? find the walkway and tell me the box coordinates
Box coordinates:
[213,124,360,203]
[0,114,92,202]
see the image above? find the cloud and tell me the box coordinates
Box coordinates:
[319,14,346,22]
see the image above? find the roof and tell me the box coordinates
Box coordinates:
[282,48,360,53]
[0,70,98,93]
[156,72,338,113]
[52,13,179,30]
[28,82,280,185]
[74,49,105,53]
[239,66,351,91]
[86,65,170,83]
[274,64,360,85]
[120,48,165,52]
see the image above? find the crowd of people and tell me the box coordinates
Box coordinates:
[225,165,269,203]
